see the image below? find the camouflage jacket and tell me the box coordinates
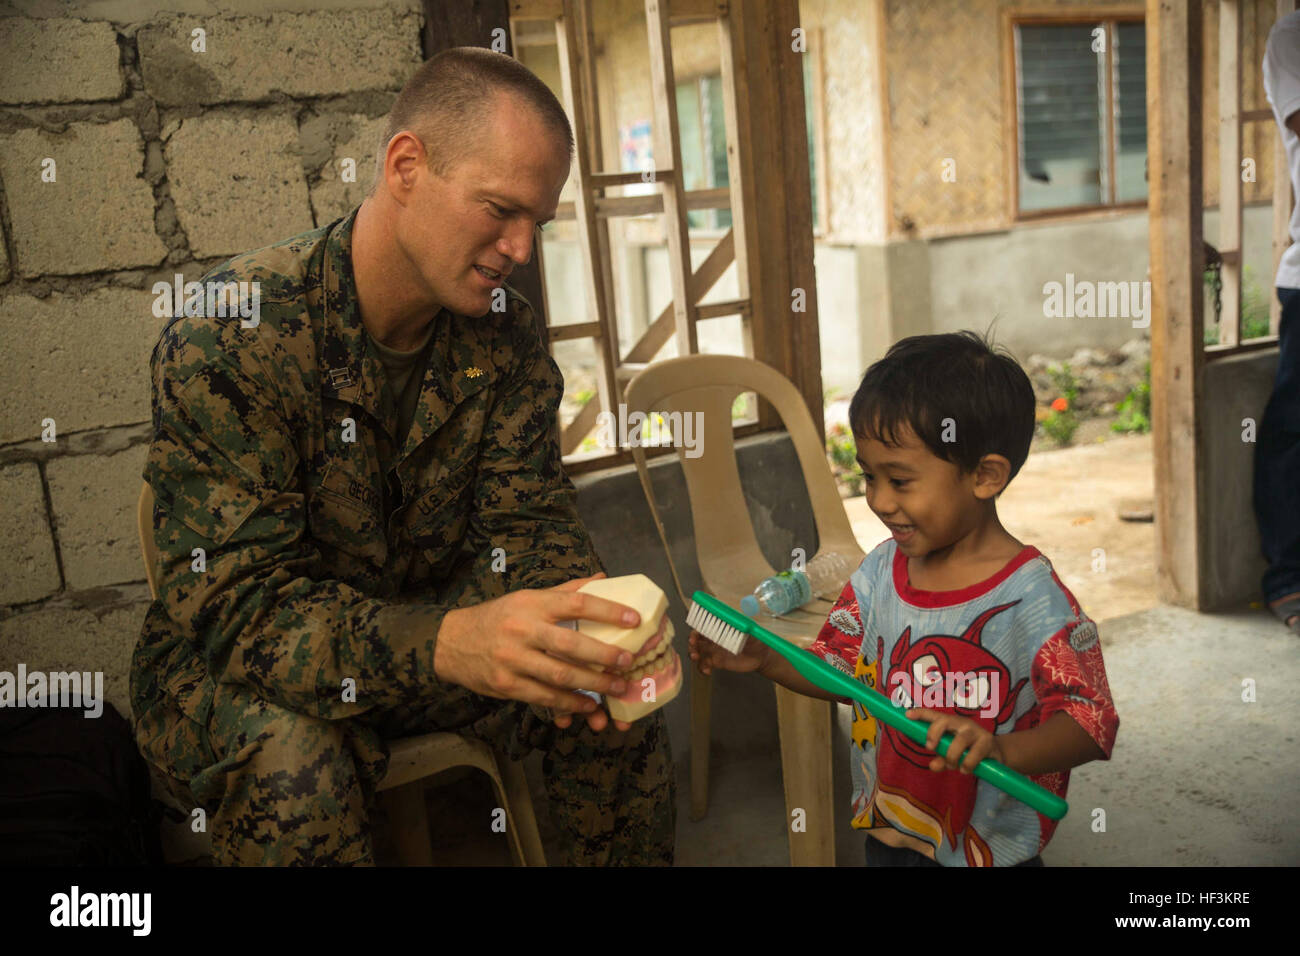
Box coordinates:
[130,206,603,729]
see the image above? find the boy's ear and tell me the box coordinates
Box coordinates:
[972,453,1012,499]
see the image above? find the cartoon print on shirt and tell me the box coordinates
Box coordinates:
[850,653,879,751]
[849,653,879,827]
[855,602,1032,858]
[877,601,1029,772]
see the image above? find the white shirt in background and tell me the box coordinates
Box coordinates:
[1264,11,1300,289]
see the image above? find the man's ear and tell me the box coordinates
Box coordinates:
[383,131,430,199]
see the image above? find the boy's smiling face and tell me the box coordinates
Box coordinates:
[854,423,992,556]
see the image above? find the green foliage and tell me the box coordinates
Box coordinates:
[1204,265,1273,345]
[1040,407,1079,446]
[825,422,863,496]
[1035,363,1081,446]
[1111,361,1151,434]
[1047,362,1079,403]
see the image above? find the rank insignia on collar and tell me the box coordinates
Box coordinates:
[328,367,355,389]
[463,366,485,379]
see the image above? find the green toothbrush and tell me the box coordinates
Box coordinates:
[686,590,1068,821]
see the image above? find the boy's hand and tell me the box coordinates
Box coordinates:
[688,629,769,675]
[907,708,1006,774]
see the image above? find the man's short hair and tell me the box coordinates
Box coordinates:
[373,46,574,185]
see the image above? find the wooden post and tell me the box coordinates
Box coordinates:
[728,0,825,434]
[1218,0,1242,346]
[717,15,752,303]
[646,0,699,356]
[574,0,622,374]
[1147,0,1206,608]
[556,1,620,423]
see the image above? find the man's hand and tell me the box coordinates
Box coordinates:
[906,708,1005,774]
[433,573,640,732]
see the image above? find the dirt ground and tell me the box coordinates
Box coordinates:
[843,431,1158,623]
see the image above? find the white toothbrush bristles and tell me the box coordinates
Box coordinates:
[686,601,748,655]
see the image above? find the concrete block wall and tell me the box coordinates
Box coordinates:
[0,0,423,726]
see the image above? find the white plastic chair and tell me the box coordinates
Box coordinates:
[624,354,865,866]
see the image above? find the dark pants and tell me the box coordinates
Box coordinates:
[1254,287,1300,605]
[865,835,1044,867]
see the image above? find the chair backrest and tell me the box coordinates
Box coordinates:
[137,482,160,601]
[623,354,864,633]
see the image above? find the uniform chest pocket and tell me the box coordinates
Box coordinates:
[407,463,476,561]
[307,461,388,568]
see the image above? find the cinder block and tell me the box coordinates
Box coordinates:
[0,463,62,604]
[0,288,165,444]
[0,600,150,724]
[0,18,125,105]
[165,113,314,259]
[308,113,389,226]
[46,445,150,590]
[0,120,168,276]
[137,9,421,107]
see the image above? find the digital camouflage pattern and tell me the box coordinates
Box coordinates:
[130,206,675,865]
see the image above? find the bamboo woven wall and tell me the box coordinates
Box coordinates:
[802,0,888,243]
[883,0,1282,239]
[884,0,1013,237]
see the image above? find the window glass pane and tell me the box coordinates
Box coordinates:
[803,50,818,228]
[1114,21,1148,202]
[554,336,601,458]
[1017,23,1105,212]
[675,79,708,229]
[705,75,732,229]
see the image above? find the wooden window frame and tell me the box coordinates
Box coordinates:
[509,0,823,475]
[1003,6,1147,224]
[804,26,830,238]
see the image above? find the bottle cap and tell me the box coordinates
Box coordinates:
[740,594,759,617]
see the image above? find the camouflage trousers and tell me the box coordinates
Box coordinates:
[133,677,676,866]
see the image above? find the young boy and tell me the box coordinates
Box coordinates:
[690,331,1119,867]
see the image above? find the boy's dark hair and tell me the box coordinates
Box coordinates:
[848,329,1036,490]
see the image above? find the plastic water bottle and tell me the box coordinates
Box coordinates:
[740,552,854,617]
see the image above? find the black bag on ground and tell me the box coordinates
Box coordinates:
[0,701,164,865]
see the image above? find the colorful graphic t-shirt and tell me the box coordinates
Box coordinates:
[809,540,1119,866]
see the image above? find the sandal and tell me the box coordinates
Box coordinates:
[1267,593,1300,636]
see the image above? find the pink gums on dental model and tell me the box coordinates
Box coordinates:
[575,574,683,722]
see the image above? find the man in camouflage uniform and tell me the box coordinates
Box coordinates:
[129,48,675,865]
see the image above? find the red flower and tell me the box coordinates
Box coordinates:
[1051,397,1069,412]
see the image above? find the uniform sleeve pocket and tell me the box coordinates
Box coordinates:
[150,462,269,548]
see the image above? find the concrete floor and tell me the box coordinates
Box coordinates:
[666,602,1300,866]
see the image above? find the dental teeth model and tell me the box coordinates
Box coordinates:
[575,574,683,722]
